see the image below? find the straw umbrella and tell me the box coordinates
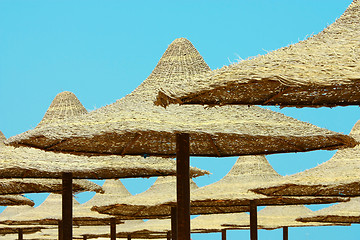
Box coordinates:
[222,205,348,240]
[252,120,360,197]
[6,38,356,240]
[161,155,348,240]
[0,195,34,207]
[155,1,360,108]
[2,92,207,240]
[298,197,360,224]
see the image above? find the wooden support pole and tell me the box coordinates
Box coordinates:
[127,234,131,240]
[283,226,288,240]
[62,172,73,240]
[18,228,23,240]
[250,200,258,240]
[176,133,190,240]
[83,236,88,240]
[110,218,116,240]
[58,220,63,240]
[171,206,177,240]
[167,231,171,240]
[221,229,226,240]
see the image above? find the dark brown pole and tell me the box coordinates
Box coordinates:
[221,229,226,240]
[18,228,23,240]
[250,200,258,240]
[83,236,88,240]
[110,218,116,240]
[171,206,177,240]
[167,231,171,240]
[283,227,288,240]
[62,172,73,240]
[176,133,190,240]
[58,220,63,240]
[127,234,131,240]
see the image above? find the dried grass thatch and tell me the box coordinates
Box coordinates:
[222,206,347,229]
[162,156,347,208]
[0,193,124,226]
[156,1,360,108]
[0,195,34,207]
[191,213,248,233]
[253,120,360,197]
[6,40,356,157]
[92,176,248,219]
[0,130,207,179]
[37,91,88,127]
[298,197,360,223]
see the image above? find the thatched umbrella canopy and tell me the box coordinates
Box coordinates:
[155,1,360,108]
[253,120,360,197]
[1,193,124,226]
[0,195,34,207]
[92,176,248,219]
[191,213,248,233]
[298,197,360,224]
[6,38,356,240]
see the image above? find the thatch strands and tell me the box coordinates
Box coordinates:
[6,40,356,157]
[222,206,347,229]
[92,176,246,219]
[252,120,360,197]
[191,213,249,233]
[168,156,347,208]
[0,193,124,226]
[0,129,207,179]
[0,195,34,207]
[37,91,88,127]
[156,0,360,108]
[298,197,360,223]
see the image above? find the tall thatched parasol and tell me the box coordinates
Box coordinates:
[155,1,360,108]
[252,120,360,197]
[298,197,360,224]
[6,38,356,240]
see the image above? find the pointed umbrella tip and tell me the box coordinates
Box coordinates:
[37,91,88,127]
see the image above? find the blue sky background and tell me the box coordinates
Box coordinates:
[1,0,359,239]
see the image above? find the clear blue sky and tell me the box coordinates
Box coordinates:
[0,1,359,239]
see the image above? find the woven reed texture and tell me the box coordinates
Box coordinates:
[298,197,360,223]
[1,193,126,226]
[222,205,346,229]
[191,213,249,233]
[92,176,247,219]
[0,144,207,179]
[253,120,360,197]
[0,194,34,207]
[7,40,356,156]
[162,156,347,208]
[156,1,360,108]
[37,91,88,127]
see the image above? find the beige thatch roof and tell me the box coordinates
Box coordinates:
[1,193,125,226]
[298,197,360,223]
[191,213,248,233]
[253,120,360,197]
[222,206,347,229]
[0,195,34,207]
[6,39,356,157]
[162,156,347,208]
[156,1,360,108]
[37,91,88,127]
[0,129,206,179]
[92,176,248,219]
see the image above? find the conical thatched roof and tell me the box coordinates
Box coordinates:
[92,176,248,219]
[253,120,360,197]
[222,206,347,229]
[1,193,125,226]
[6,39,356,157]
[191,213,249,233]
[298,197,360,223]
[37,91,88,127]
[0,131,5,145]
[162,156,347,208]
[156,1,360,108]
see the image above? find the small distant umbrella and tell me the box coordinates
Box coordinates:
[252,120,360,197]
[155,0,360,108]
[298,197,360,224]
